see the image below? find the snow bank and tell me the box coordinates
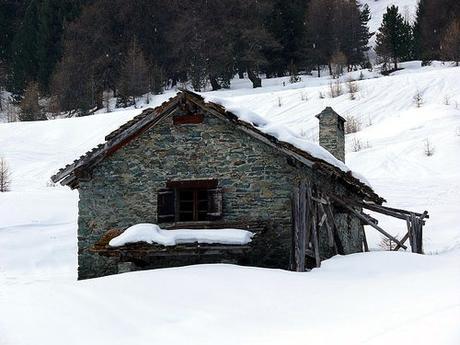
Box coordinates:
[109,223,254,247]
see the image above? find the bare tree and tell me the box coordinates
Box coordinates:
[330,51,347,78]
[379,234,401,251]
[0,157,11,192]
[19,81,46,121]
[117,39,149,107]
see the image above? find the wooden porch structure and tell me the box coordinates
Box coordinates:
[291,181,429,272]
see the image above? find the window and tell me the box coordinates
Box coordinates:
[177,189,209,221]
[157,179,223,223]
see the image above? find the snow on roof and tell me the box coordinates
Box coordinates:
[109,223,254,247]
[204,95,372,188]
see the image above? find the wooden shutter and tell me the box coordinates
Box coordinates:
[157,188,175,223]
[207,188,223,220]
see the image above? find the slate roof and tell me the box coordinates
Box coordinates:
[51,90,384,203]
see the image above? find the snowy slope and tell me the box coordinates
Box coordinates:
[1,62,460,344]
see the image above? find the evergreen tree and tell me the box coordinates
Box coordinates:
[10,0,40,95]
[355,3,373,68]
[305,0,334,77]
[9,0,84,95]
[413,0,460,62]
[376,5,413,70]
[265,0,309,77]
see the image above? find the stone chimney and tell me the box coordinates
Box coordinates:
[316,107,346,162]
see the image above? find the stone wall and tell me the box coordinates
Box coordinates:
[77,107,363,279]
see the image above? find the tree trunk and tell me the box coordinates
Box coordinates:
[247,69,262,88]
[209,75,221,91]
[317,65,321,78]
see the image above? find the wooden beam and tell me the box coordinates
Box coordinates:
[393,231,410,251]
[361,201,429,219]
[331,195,408,250]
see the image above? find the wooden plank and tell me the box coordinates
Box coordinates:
[325,201,344,255]
[298,182,307,271]
[311,198,321,267]
[331,195,408,250]
[318,203,335,250]
[292,184,301,271]
[291,181,307,272]
[305,182,313,247]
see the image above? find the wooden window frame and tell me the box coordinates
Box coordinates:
[157,179,222,224]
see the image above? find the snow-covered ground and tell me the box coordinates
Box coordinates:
[1,62,460,344]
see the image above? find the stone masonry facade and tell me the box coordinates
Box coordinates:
[77,107,363,279]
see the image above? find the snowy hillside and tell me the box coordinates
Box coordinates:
[1,62,460,344]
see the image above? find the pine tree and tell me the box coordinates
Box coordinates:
[10,0,39,95]
[265,0,308,77]
[375,5,413,70]
[356,3,373,68]
[305,0,334,77]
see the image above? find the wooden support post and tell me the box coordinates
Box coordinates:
[292,181,307,272]
[362,227,369,252]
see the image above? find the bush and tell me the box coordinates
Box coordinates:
[329,80,343,98]
[347,78,359,100]
[424,139,435,156]
[345,115,362,134]
[413,90,424,108]
[0,157,11,192]
[350,138,371,152]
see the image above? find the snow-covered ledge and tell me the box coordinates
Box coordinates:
[109,223,254,247]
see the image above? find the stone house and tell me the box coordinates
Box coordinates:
[52,90,384,279]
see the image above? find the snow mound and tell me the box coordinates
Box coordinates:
[109,223,254,247]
